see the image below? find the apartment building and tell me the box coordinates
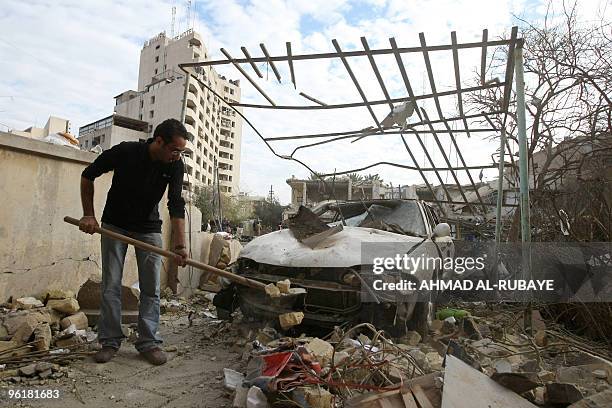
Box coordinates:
[80,29,243,194]
[11,116,70,139]
[78,114,148,151]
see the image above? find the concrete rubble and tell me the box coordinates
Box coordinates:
[215,303,611,408]
[1,284,610,408]
[0,288,97,386]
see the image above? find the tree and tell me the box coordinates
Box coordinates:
[194,187,249,227]
[254,197,285,230]
[364,173,383,182]
[467,1,611,241]
[346,172,364,182]
[308,172,327,181]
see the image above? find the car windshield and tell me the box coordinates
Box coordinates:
[326,200,427,236]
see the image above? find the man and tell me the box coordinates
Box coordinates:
[79,118,188,365]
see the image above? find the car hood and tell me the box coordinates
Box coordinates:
[239,226,428,268]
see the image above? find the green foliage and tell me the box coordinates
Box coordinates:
[254,197,285,229]
[193,187,250,226]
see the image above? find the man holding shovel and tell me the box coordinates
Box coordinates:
[79,118,188,365]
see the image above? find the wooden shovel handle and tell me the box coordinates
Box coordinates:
[63,216,266,291]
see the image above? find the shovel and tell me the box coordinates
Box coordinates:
[64,216,266,291]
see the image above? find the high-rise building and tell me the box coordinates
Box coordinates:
[79,29,243,195]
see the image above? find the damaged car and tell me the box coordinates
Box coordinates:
[215,199,454,336]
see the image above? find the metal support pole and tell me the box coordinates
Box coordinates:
[515,43,532,331]
[495,127,507,244]
[515,45,530,243]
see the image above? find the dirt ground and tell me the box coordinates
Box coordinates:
[1,311,248,408]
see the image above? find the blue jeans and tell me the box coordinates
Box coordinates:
[99,222,162,352]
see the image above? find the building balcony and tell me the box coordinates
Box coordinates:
[188,82,198,97]
[186,95,197,111]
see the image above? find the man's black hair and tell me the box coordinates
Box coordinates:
[153,119,188,144]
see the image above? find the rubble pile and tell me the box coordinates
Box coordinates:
[218,304,611,408]
[0,291,96,385]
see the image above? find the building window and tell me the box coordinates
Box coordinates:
[139,113,143,120]
[155,45,160,49]
[230,89,234,95]
[154,68,158,75]
[155,55,159,63]
[151,96,156,104]
[194,53,200,59]
[84,140,88,148]
[149,110,154,119]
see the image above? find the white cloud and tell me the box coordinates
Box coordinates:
[1,0,607,204]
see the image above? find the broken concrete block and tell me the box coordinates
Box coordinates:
[400,331,422,346]
[33,323,52,351]
[592,369,608,380]
[0,340,17,352]
[60,312,88,330]
[264,283,281,298]
[39,369,53,379]
[494,359,513,374]
[276,279,291,294]
[0,369,18,380]
[557,366,592,386]
[46,298,80,314]
[279,312,304,330]
[0,323,8,339]
[535,330,547,347]
[77,279,138,311]
[16,297,44,309]
[426,352,444,371]
[301,387,334,408]
[35,362,55,373]
[568,388,612,408]
[3,312,48,335]
[519,359,539,372]
[305,338,334,367]
[12,319,37,345]
[332,351,350,365]
[223,368,245,391]
[233,385,249,408]
[545,383,584,405]
[409,349,429,370]
[538,370,556,382]
[18,364,38,377]
[54,335,84,348]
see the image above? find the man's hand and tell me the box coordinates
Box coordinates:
[79,216,99,234]
[173,246,188,267]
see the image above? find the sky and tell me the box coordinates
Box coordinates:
[0,0,609,204]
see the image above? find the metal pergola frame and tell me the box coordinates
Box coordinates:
[178,26,530,243]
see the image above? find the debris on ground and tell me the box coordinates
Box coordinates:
[2,285,610,408]
[0,291,98,386]
[216,302,611,408]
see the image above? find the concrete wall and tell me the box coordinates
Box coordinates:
[0,131,232,302]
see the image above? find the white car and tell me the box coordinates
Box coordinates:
[215,199,454,336]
